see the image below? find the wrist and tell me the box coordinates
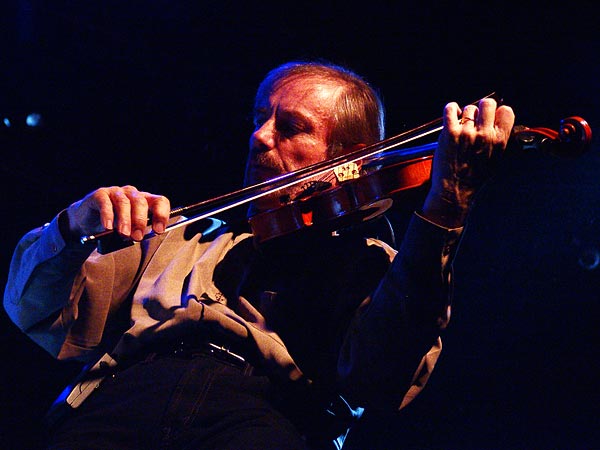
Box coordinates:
[421,191,470,228]
[58,210,81,243]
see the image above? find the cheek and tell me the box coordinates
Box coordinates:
[282,138,329,170]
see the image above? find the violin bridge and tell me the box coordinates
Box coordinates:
[333,162,360,182]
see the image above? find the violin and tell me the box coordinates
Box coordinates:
[248,143,435,243]
[81,112,593,253]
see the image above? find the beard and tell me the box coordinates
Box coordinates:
[244,152,340,217]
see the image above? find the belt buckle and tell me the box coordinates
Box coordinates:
[207,342,246,365]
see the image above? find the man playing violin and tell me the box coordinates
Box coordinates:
[4,61,514,449]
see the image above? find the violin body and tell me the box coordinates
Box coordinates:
[249,157,433,243]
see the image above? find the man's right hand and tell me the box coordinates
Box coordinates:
[64,185,171,241]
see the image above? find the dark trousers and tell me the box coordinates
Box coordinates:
[46,352,315,450]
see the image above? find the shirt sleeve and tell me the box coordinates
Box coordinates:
[3,212,144,360]
[4,213,94,331]
[337,212,463,410]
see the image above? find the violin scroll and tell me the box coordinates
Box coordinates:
[513,116,593,157]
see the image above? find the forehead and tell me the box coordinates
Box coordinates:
[261,76,343,113]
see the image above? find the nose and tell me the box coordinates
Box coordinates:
[250,118,276,152]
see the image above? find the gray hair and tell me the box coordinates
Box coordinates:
[254,60,385,156]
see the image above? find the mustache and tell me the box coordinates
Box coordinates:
[251,152,282,172]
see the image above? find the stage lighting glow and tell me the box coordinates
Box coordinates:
[26,113,42,127]
[578,247,600,271]
[3,118,10,127]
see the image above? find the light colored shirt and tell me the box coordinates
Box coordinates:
[4,212,461,410]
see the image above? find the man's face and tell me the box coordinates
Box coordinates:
[244,76,341,212]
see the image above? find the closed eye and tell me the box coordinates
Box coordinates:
[276,110,312,138]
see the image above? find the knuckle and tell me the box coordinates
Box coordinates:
[478,127,493,138]
[480,97,497,107]
[444,102,459,113]
[157,195,170,207]
[133,214,148,225]
[112,190,131,206]
[93,187,110,198]
[150,194,170,209]
[499,105,515,118]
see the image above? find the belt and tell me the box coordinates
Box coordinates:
[172,340,248,367]
[133,333,253,371]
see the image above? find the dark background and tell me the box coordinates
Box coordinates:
[2,2,600,449]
